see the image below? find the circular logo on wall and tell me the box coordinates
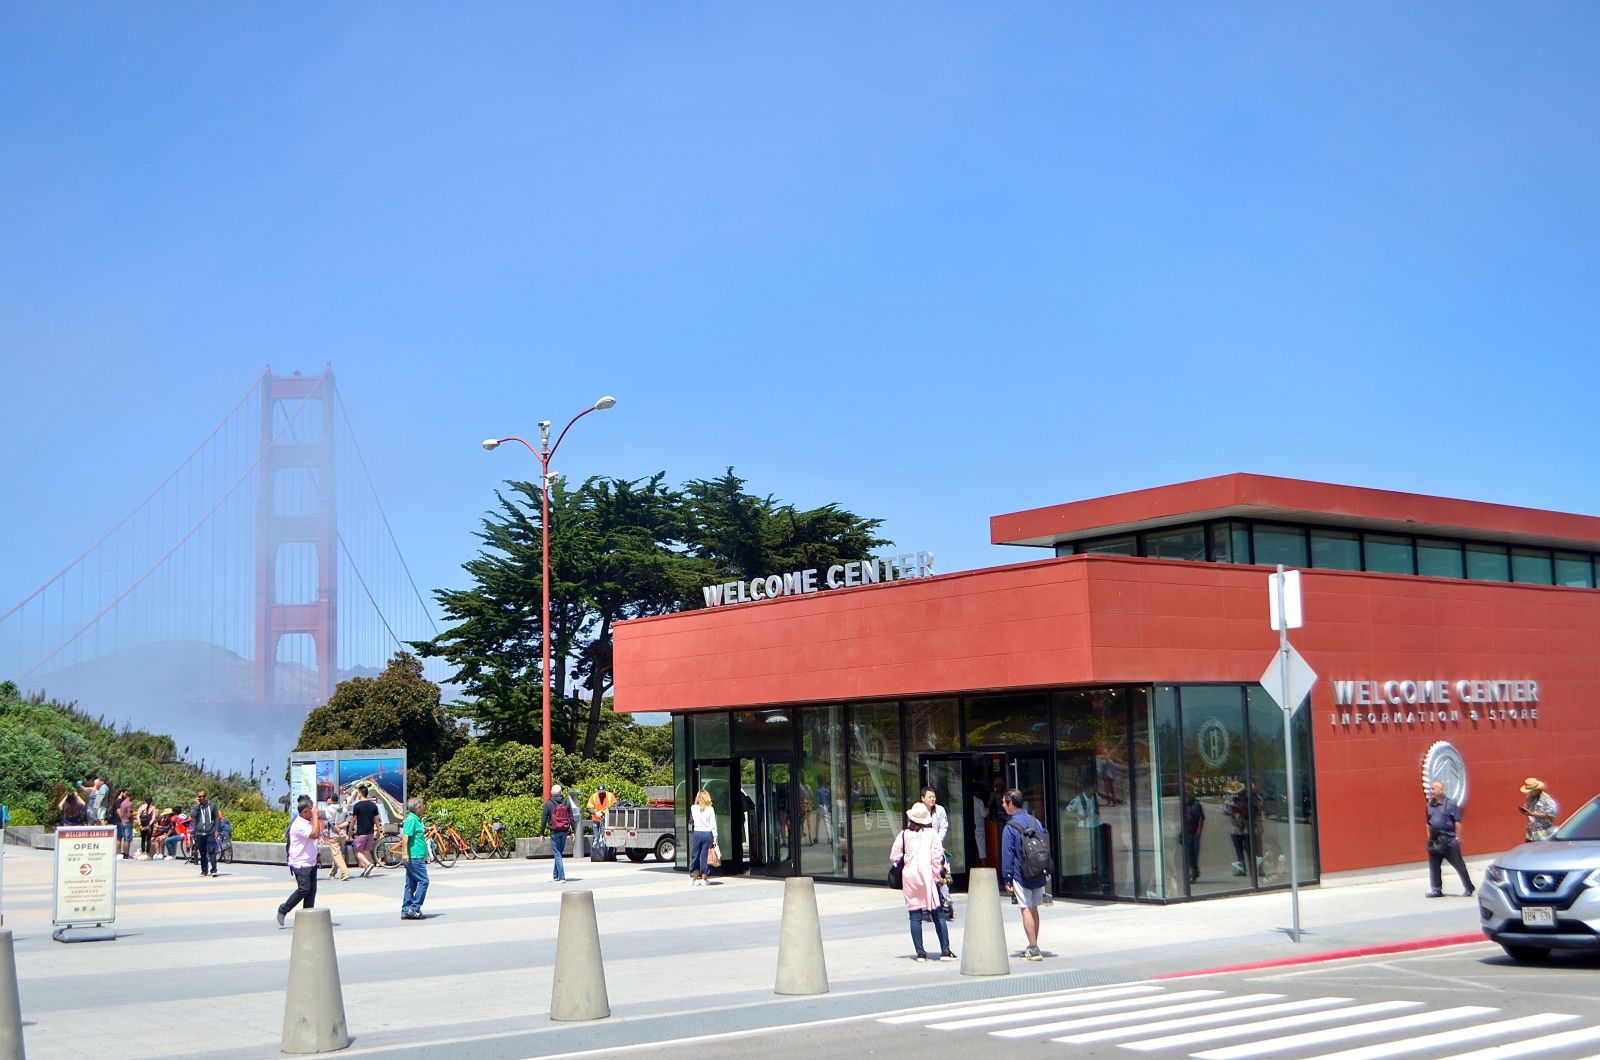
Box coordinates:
[1421,740,1468,806]
[1195,717,1232,770]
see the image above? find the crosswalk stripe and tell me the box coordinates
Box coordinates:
[1299,1013,1582,1060]
[1439,1024,1600,1060]
[1056,997,1357,1044]
[990,993,1285,1040]
[930,990,1223,1031]
[1123,1000,1424,1052]
[1192,1006,1498,1060]
[878,984,1163,1025]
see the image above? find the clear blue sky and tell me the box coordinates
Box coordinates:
[4,4,1598,628]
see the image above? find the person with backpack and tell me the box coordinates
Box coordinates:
[542,784,577,883]
[890,802,955,961]
[1001,788,1050,961]
[135,795,158,859]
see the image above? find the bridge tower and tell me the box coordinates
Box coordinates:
[254,368,338,704]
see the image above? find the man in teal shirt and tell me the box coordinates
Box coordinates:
[401,797,429,920]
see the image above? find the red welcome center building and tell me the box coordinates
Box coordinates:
[613,474,1600,903]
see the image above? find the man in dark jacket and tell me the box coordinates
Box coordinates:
[1001,788,1048,961]
[541,784,577,882]
[189,790,219,877]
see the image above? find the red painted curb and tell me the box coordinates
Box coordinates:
[1151,933,1487,980]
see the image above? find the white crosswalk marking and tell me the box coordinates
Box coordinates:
[1056,996,1357,1044]
[1123,1000,1424,1052]
[877,984,1164,1025]
[1191,1007,1498,1060]
[931,989,1224,1032]
[1300,1013,1581,1060]
[990,993,1286,1040]
[1440,1025,1600,1060]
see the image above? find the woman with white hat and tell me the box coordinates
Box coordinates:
[891,802,955,962]
[1518,778,1558,842]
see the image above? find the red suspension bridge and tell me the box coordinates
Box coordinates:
[0,367,446,790]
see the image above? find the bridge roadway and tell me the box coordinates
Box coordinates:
[0,845,1543,1059]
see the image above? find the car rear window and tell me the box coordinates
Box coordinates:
[1552,797,1600,841]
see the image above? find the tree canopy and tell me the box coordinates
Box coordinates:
[295,651,466,784]
[416,469,887,756]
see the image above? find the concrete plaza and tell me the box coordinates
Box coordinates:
[0,844,1501,1058]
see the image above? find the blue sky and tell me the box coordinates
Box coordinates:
[4,4,1598,644]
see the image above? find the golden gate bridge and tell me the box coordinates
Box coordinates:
[0,367,447,793]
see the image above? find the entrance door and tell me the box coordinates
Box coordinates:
[1006,751,1055,888]
[693,760,741,873]
[751,756,799,877]
[920,755,970,887]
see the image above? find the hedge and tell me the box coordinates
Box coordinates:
[229,810,292,843]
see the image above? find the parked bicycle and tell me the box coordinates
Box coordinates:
[472,815,511,859]
[379,819,456,868]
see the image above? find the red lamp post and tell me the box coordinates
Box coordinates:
[482,395,616,800]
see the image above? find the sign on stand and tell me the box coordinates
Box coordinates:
[52,824,118,942]
[1263,566,1317,944]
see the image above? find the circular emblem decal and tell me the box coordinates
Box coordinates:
[1196,717,1232,770]
[1421,740,1468,806]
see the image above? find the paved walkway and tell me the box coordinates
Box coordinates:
[0,844,1496,1058]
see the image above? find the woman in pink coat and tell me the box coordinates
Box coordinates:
[891,802,955,961]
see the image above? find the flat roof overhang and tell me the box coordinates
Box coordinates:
[990,473,1600,553]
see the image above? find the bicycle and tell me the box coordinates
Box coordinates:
[379,820,458,868]
[438,817,472,862]
[473,815,511,860]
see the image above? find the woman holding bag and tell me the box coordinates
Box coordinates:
[690,788,718,886]
[891,803,955,962]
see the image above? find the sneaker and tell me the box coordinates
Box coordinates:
[1425,890,1445,898]
[1464,885,1475,897]
[276,910,286,928]
[1024,945,1044,961]
[338,873,350,881]
[913,954,928,962]
[941,950,958,959]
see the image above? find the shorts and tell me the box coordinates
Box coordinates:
[353,834,374,854]
[1012,882,1048,908]
[116,823,134,842]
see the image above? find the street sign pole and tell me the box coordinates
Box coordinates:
[1277,564,1302,943]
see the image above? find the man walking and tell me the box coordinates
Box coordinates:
[400,797,429,920]
[277,796,319,927]
[350,785,380,877]
[1001,788,1049,961]
[189,790,220,877]
[542,784,576,882]
[1425,780,1474,897]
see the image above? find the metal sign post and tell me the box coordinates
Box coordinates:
[1263,565,1317,945]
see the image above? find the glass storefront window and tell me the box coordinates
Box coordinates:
[732,709,793,754]
[1246,686,1318,886]
[1416,538,1464,579]
[1081,534,1137,556]
[906,698,959,753]
[691,713,729,758]
[1555,552,1595,588]
[1175,686,1252,897]
[847,702,903,882]
[1144,526,1205,561]
[965,692,1049,748]
[1252,525,1308,569]
[1153,687,1182,899]
[1465,543,1510,582]
[1309,529,1360,571]
[1511,548,1554,585]
[1363,533,1415,575]
[800,706,847,877]
[1130,688,1159,899]
[673,716,688,870]
[1054,689,1124,895]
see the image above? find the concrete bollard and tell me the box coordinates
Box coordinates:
[281,908,350,1054]
[774,876,829,995]
[0,928,22,1060]
[550,890,610,1021]
[959,867,1010,977]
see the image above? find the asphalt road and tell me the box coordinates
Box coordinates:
[627,945,1600,1060]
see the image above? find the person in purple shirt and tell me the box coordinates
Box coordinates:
[278,796,321,927]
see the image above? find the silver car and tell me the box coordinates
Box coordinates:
[1479,794,1600,961]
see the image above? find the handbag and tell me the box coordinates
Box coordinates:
[707,842,721,868]
[888,860,903,889]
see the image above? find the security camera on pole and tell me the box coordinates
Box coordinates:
[1262,566,1317,944]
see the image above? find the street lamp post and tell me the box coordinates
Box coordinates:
[483,395,616,801]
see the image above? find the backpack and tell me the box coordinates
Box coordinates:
[1008,816,1051,883]
[551,799,572,831]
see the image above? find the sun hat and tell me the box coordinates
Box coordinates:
[1224,779,1246,794]
[906,803,932,826]
[1520,777,1545,793]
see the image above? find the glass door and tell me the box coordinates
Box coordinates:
[1006,751,1055,887]
[693,760,741,874]
[1056,750,1110,895]
[919,755,970,887]
[753,756,799,876]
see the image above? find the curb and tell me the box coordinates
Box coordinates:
[1151,932,1487,980]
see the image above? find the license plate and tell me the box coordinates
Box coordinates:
[1521,906,1555,927]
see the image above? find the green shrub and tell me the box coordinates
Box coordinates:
[5,806,40,827]
[573,776,648,808]
[228,810,292,843]
[427,795,546,839]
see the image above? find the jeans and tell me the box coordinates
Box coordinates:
[402,859,430,915]
[551,830,568,880]
[690,830,715,877]
[279,866,318,916]
[908,907,951,957]
[193,832,217,874]
[164,834,184,857]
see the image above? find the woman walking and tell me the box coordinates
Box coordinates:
[891,803,955,962]
[689,789,718,886]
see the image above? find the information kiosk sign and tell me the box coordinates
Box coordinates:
[52,824,118,942]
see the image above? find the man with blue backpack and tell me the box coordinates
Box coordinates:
[1001,788,1050,961]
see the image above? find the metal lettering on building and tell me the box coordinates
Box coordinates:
[1328,678,1541,731]
[699,551,935,608]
